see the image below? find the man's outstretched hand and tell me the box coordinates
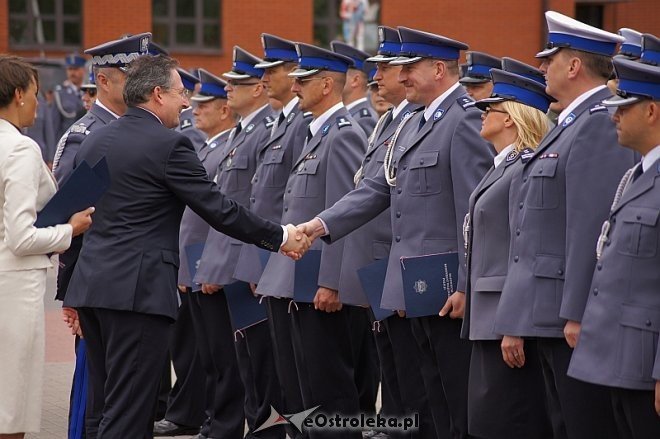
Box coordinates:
[281,223,312,260]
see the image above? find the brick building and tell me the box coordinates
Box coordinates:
[0,0,658,85]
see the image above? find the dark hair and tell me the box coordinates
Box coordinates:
[564,49,613,81]
[123,55,178,106]
[0,55,39,108]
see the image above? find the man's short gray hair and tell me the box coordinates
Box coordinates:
[123,55,178,106]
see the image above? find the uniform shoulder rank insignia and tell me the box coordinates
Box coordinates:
[539,152,559,159]
[336,117,352,128]
[360,108,370,118]
[561,113,576,127]
[55,84,63,92]
[505,150,519,163]
[303,111,313,118]
[180,119,192,129]
[589,104,607,114]
[322,124,331,136]
[69,124,89,135]
[265,115,275,128]
[520,147,535,163]
[272,145,282,150]
[457,96,475,110]
[245,123,255,134]
[287,112,296,124]
[433,108,445,121]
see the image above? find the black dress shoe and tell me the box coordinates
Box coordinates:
[153,418,200,436]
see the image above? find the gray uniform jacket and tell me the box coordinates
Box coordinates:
[24,94,56,163]
[256,106,367,298]
[233,106,312,284]
[338,102,418,306]
[177,130,232,288]
[175,107,206,151]
[52,102,116,185]
[51,82,85,141]
[568,159,660,391]
[494,87,638,338]
[461,153,522,340]
[349,99,378,137]
[318,85,493,310]
[194,105,274,286]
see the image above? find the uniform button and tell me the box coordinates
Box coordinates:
[365,156,371,162]
[637,214,642,220]
[287,188,292,193]
[402,165,407,170]
[513,256,519,262]
[597,263,602,271]
[557,269,563,275]
[646,320,652,327]
[396,211,401,218]
[523,177,528,183]
[611,217,616,223]
[253,178,258,183]
[284,207,288,212]
[606,239,611,246]
[420,159,424,165]
[250,197,255,203]
[593,287,598,296]
[515,228,521,236]
[397,188,402,194]
[395,236,401,242]
[519,202,523,209]
[538,168,543,173]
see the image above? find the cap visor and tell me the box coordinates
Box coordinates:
[366,54,397,62]
[390,56,423,65]
[288,68,321,78]
[191,94,219,103]
[81,84,96,89]
[474,96,506,111]
[255,59,285,69]
[535,47,560,58]
[601,95,640,106]
[222,71,253,80]
[459,76,490,84]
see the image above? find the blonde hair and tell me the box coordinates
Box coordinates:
[501,100,551,152]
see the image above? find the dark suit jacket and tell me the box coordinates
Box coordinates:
[63,107,283,320]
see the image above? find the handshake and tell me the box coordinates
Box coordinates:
[280,218,327,260]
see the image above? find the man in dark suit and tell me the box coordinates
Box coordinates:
[63,54,309,439]
[568,54,660,438]
[494,11,637,439]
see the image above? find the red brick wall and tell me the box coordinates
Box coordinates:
[0,0,8,54]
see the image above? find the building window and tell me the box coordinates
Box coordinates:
[152,0,221,53]
[9,0,82,49]
[575,4,604,29]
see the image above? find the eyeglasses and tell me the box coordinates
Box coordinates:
[483,107,508,116]
[83,89,97,97]
[294,76,328,86]
[170,87,191,98]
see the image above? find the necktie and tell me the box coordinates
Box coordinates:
[632,163,644,182]
[418,115,427,132]
[305,127,313,144]
[271,112,285,138]
[382,110,394,130]
[235,122,242,135]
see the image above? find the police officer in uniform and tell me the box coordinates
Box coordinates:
[193,47,280,439]
[176,68,206,150]
[232,33,311,439]
[331,41,378,136]
[301,27,493,438]
[459,51,501,101]
[52,53,86,141]
[493,11,637,439]
[24,65,56,166]
[568,54,660,439]
[256,43,367,439]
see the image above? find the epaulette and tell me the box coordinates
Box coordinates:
[589,103,608,114]
[457,96,476,110]
[180,118,193,130]
[54,84,63,92]
[265,115,275,128]
[68,123,90,136]
[519,147,535,164]
[303,111,313,118]
[359,108,371,118]
[336,116,352,129]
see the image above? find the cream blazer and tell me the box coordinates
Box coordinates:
[0,119,72,271]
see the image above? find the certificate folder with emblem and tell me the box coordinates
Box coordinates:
[293,249,321,303]
[35,158,110,228]
[233,246,272,284]
[400,252,459,318]
[357,258,394,321]
[223,281,267,331]
[184,243,205,288]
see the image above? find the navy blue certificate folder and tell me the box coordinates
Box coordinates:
[35,158,110,228]
[224,281,267,331]
[400,252,459,318]
[357,258,394,321]
[293,249,321,303]
[184,243,205,286]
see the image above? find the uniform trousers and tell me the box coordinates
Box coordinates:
[410,315,472,439]
[347,307,380,416]
[467,339,551,439]
[289,303,361,439]
[235,317,285,439]
[162,291,207,427]
[372,314,402,419]
[188,290,245,439]
[383,315,436,439]
[266,297,305,439]
[610,387,660,439]
[78,307,171,439]
[536,337,618,439]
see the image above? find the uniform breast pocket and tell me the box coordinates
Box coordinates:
[291,159,320,198]
[528,159,559,209]
[406,151,442,196]
[616,207,660,258]
[616,304,660,382]
[261,149,287,188]
[224,155,250,191]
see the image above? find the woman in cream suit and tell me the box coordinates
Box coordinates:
[0,56,93,439]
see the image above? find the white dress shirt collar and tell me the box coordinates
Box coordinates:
[494,144,515,168]
[392,99,410,119]
[309,101,345,137]
[95,99,121,119]
[282,97,300,118]
[642,145,660,173]
[345,97,368,111]
[239,104,270,130]
[557,85,607,125]
[423,82,461,122]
